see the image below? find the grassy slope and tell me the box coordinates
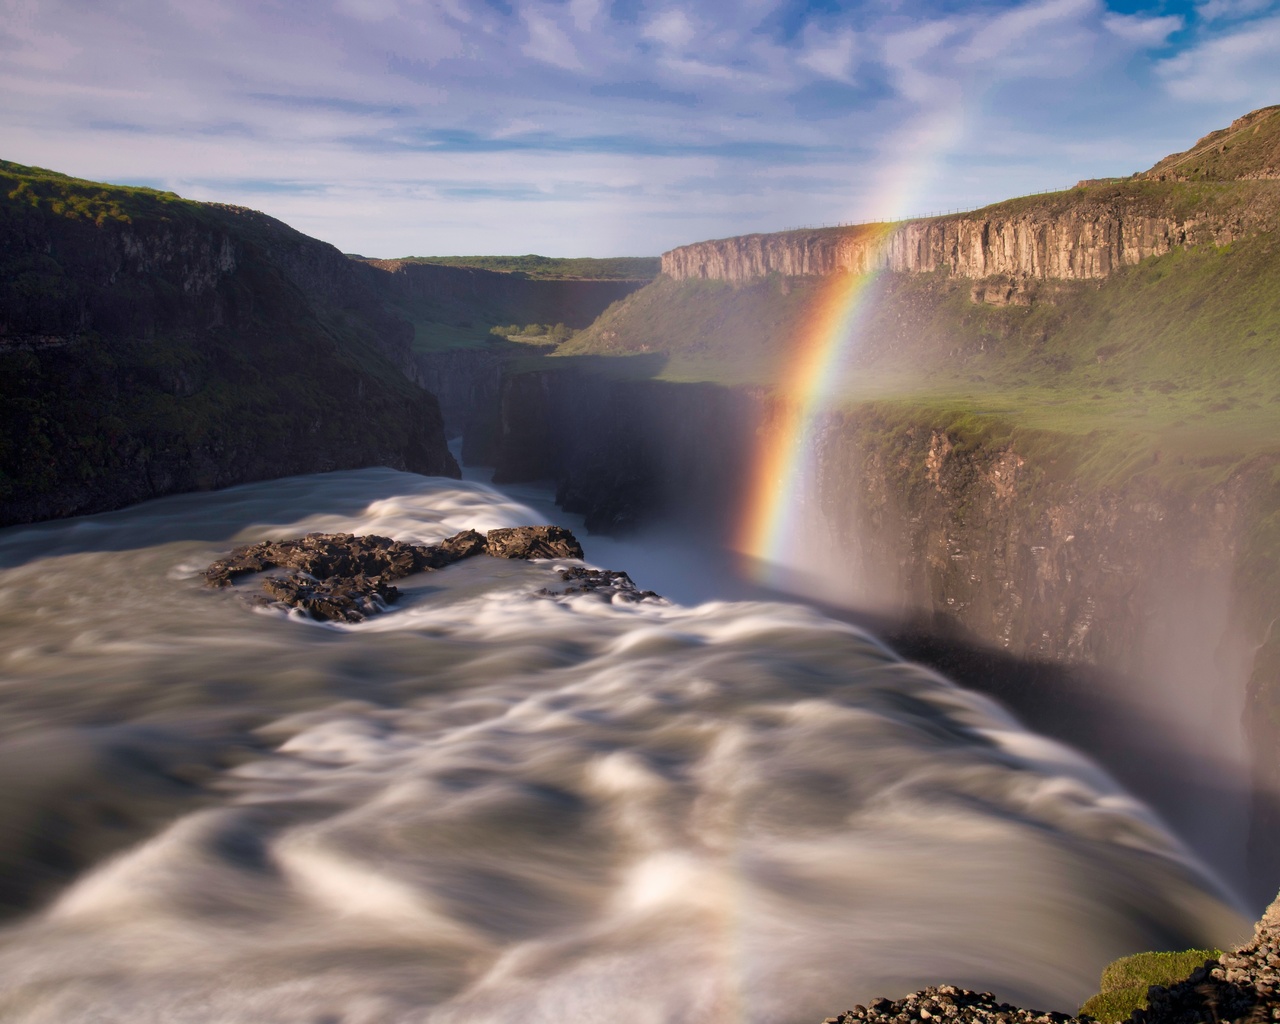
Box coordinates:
[561,220,1280,493]
[1142,104,1280,182]
[381,254,660,281]
[0,158,207,224]
[1079,949,1221,1022]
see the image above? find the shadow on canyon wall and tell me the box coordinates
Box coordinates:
[450,359,1277,913]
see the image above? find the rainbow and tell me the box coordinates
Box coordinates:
[733,224,896,576]
[728,108,967,578]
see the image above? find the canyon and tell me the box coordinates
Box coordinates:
[3,106,1280,922]
[422,106,1280,908]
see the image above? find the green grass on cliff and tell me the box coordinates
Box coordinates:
[383,254,660,281]
[1,159,202,226]
[1078,949,1221,1022]
[560,227,1280,494]
[1141,104,1280,183]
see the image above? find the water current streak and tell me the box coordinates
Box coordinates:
[0,470,1247,1024]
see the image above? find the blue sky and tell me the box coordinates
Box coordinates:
[2,0,1278,256]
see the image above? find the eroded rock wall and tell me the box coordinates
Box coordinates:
[362,260,646,329]
[0,189,457,527]
[480,367,1276,903]
[661,209,1250,284]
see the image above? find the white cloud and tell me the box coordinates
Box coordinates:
[798,26,858,83]
[879,19,962,104]
[2,0,1275,256]
[954,0,1097,73]
[1196,0,1275,22]
[642,9,698,51]
[520,8,582,70]
[1101,12,1184,45]
[568,0,601,33]
[1157,14,1280,102]
[335,0,401,22]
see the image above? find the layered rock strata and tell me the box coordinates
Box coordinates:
[660,205,1256,284]
[663,108,1280,286]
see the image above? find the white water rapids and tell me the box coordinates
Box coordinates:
[0,468,1248,1024]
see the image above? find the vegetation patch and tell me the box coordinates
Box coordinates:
[383,254,659,280]
[1079,949,1222,1022]
[560,228,1280,495]
[489,322,573,346]
[1,158,205,226]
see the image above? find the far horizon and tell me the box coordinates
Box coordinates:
[4,0,1279,258]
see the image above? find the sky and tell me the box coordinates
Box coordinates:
[2,0,1279,257]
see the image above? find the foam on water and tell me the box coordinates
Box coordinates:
[0,470,1250,1024]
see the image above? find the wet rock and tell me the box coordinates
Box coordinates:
[203,533,438,589]
[824,987,1073,1024]
[537,566,663,604]
[431,529,488,565]
[205,525,597,622]
[254,573,399,624]
[484,525,583,560]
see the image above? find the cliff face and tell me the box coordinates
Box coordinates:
[213,207,422,381]
[663,109,1280,286]
[362,259,646,330]
[472,365,1276,903]
[0,160,457,527]
[661,198,1266,284]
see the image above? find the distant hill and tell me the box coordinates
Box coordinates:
[379,254,660,281]
[559,108,1280,485]
[1141,104,1280,182]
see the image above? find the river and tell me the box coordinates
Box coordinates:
[0,467,1248,1023]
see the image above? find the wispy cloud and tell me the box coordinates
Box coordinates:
[2,0,1277,255]
[1102,12,1184,45]
[1157,13,1280,102]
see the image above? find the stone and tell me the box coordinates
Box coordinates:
[537,566,662,604]
[205,525,602,622]
[484,525,583,560]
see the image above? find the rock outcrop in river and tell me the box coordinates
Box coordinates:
[202,526,633,621]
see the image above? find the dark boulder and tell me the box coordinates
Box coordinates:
[203,533,439,589]
[204,525,600,622]
[256,573,399,624]
[538,566,662,604]
[484,525,583,560]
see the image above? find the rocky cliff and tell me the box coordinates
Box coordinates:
[661,182,1278,285]
[0,160,457,526]
[662,107,1280,288]
[475,362,1276,904]
[362,258,646,333]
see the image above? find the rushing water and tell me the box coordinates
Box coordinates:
[0,469,1248,1024]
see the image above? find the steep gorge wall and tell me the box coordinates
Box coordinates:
[661,193,1270,285]
[473,364,1277,906]
[363,259,646,328]
[0,180,457,526]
